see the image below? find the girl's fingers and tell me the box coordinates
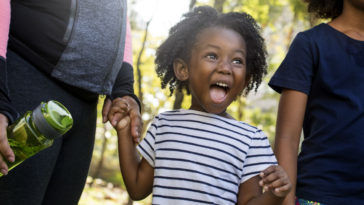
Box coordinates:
[259,165,292,197]
[260,165,277,176]
[259,171,281,186]
[108,100,129,126]
[269,175,289,189]
[274,183,291,193]
[117,116,131,130]
[272,183,292,197]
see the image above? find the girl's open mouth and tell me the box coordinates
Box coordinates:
[210,82,229,104]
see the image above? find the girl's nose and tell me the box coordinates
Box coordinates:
[217,60,232,75]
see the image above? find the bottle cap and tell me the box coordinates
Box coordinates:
[32,101,73,139]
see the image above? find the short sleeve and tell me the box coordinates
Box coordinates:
[241,130,277,183]
[269,32,317,95]
[136,116,159,167]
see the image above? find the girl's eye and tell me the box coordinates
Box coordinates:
[232,58,244,65]
[205,53,217,60]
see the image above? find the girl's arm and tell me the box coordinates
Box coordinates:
[117,116,154,200]
[275,89,307,205]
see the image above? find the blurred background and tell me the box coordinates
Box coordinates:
[79,0,323,204]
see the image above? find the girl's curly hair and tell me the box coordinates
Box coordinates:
[155,6,267,96]
[304,0,343,19]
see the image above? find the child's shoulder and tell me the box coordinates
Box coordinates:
[158,109,262,136]
[234,120,264,138]
[155,109,186,119]
[221,118,267,141]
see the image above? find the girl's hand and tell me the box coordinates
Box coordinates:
[102,96,142,143]
[259,165,292,198]
[116,115,131,137]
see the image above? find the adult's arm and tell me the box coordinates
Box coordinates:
[102,18,142,140]
[110,18,140,106]
[274,89,307,205]
[0,0,17,123]
[0,0,19,175]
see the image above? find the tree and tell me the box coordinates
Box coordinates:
[89,123,110,187]
[136,18,153,113]
[214,0,225,12]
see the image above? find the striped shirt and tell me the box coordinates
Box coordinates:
[137,109,277,205]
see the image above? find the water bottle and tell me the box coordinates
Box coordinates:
[0,100,73,177]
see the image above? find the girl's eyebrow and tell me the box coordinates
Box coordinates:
[234,49,246,56]
[206,44,246,56]
[193,43,219,50]
[198,43,246,57]
[205,44,220,49]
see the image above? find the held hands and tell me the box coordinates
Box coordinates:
[102,96,142,143]
[259,165,292,198]
[0,113,14,175]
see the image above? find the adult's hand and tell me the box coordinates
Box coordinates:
[0,113,14,175]
[102,96,142,143]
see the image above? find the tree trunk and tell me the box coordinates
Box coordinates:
[214,0,225,12]
[136,18,152,113]
[285,12,298,51]
[237,97,245,121]
[189,0,196,10]
[90,123,110,187]
[125,198,133,205]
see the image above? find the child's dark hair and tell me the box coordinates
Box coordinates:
[304,0,343,19]
[155,6,267,96]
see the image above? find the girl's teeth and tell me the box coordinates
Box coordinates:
[216,82,228,87]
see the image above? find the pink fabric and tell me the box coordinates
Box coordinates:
[0,0,10,59]
[123,18,133,65]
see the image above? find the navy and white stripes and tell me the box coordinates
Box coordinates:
[137,109,277,205]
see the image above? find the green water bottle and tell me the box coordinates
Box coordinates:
[0,100,73,177]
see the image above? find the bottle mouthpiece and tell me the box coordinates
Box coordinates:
[32,101,73,139]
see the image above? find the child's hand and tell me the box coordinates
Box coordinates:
[259,165,291,198]
[103,97,130,126]
[102,96,142,143]
[117,115,131,131]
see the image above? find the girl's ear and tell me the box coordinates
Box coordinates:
[173,58,189,81]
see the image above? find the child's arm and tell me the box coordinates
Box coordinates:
[116,116,154,200]
[274,89,307,205]
[237,165,291,205]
